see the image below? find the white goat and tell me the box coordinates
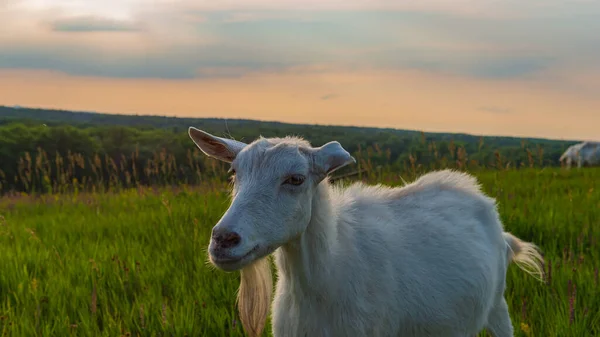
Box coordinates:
[188,127,545,337]
[559,141,600,169]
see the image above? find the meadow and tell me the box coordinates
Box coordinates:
[0,111,597,336]
[0,164,598,336]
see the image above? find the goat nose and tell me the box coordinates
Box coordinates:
[212,230,242,249]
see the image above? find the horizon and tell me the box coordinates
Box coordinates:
[1,0,600,141]
[2,104,587,143]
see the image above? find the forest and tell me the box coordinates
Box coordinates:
[0,105,579,195]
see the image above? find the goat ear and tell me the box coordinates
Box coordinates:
[188,127,247,163]
[313,141,356,177]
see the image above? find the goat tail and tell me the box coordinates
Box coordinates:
[503,232,545,282]
[237,257,273,337]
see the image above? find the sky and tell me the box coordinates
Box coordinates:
[1,0,599,141]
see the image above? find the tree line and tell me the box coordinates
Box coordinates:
[0,106,577,195]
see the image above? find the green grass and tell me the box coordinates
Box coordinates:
[1,168,599,336]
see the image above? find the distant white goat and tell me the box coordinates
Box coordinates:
[188,127,545,337]
[559,141,600,169]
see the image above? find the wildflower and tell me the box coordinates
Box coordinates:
[520,322,531,336]
[30,278,38,292]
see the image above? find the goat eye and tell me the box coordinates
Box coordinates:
[284,175,305,186]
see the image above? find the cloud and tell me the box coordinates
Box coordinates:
[320,93,339,100]
[468,59,547,79]
[0,1,599,84]
[0,49,195,79]
[50,16,141,32]
[479,106,513,114]
[0,41,294,78]
[359,48,554,80]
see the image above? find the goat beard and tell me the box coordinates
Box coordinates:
[237,257,273,337]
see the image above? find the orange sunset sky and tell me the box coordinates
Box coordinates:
[1,0,599,141]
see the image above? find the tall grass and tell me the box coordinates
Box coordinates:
[2,134,555,196]
[3,147,227,195]
[0,166,598,336]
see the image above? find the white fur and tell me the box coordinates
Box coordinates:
[560,141,600,168]
[188,127,545,337]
